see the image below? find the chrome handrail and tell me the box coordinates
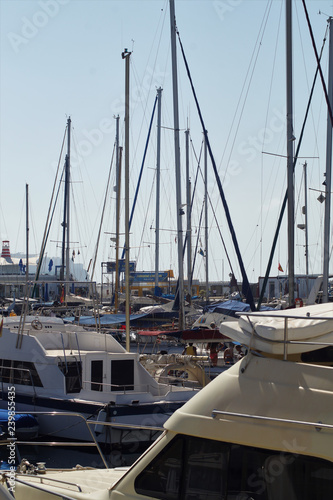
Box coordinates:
[86,419,163,432]
[237,311,333,321]
[16,474,83,492]
[0,410,165,467]
[12,477,77,500]
[4,411,109,469]
[211,409,333,430]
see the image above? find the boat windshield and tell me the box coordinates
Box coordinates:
[135,433,333,499]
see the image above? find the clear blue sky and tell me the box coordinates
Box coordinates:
[1,0,332,286]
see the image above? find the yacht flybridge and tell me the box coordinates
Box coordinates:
[3,303,333,499]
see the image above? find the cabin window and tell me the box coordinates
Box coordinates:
[13,361,43,387]
[301,346,333,364]
[91,360,103,391]
[135,434,333,499]
[58,361,82,394]
[0,360,12,384]
[0,359,43,387]
[111,360,134,391]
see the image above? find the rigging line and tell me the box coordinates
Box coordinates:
[189,136,203,211]
[69,184,82,265]
[192,199,242,298]
[90,142,116,281]
[210,199,239,291]
[262,151,318,158]
[137,169,156,265]
[71,128,100,212]
[177,28,255,310]
[121,95,158,261]
[130,62,154,163]
[222,1,272,186]
[188,137,213,245]
[294,167,304,223]
[258,31,328,309]
[219,0,274,181]
[172,137,203,302]
[190,135,238,288]
[302,1,333,128]
[182,137,203,248]
[191,200,204,283]
[35,164,65,291]
[260,1,283,275]
[28,192,38,254]
[147,0,169,89]
[33,125,67,293]
[15,195,25,253]
[135,1,168,105]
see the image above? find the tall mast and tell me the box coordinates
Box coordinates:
[114,115,121,313]
[25,183,29,287]
[323,16,333,302]
[185,127,192,301]
[122,48,131,351]
[297,163,309,296]
[303,162,309,296]
[66,116,71,286]
[155,87,162,293]
[204,132,209,303]
[286,0,295,307]
[60,116,71,288]
[169,0,185,329]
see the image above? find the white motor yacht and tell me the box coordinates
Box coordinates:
[0,315,198,449]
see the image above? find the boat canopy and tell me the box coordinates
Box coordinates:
[203,300,275,317]
[203,300,251,316]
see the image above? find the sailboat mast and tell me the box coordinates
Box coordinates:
[60,116,71,286]
[169,0,185,329]
[122,48,131,351]
[26,183,29,286]
[286,0,295,307]
[303,162,309,296]
[323,16,333,303]
[66,116,71,286]
[204,132,209,303]
[185,128,192,301]
[115,115,121,313]
[155,87,162,293]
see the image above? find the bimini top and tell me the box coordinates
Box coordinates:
[221,302,333,355]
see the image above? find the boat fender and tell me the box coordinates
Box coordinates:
[94,408,108,435]
[31,319,43,330]
[295,297,303,308]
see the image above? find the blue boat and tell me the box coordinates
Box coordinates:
[0,410,38,440]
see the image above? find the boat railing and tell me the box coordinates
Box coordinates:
[236,311,333,360]
[13,475,82,499]
[211,409,333,431]
[6,411,109,468]
[81,379,148,393]
[0,410,164,471]
[81,378,198,394]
